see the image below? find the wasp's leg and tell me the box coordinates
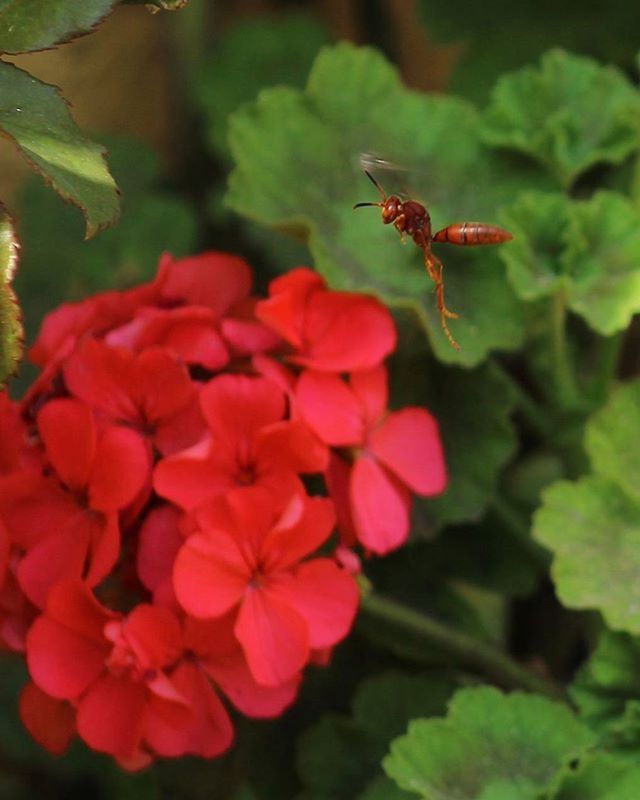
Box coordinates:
[423,250,460,350]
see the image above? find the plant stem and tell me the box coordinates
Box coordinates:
[589,331,623,402]
[359,591,565,700]
[490,494,549,570]
[551,290,579,408]
[491,360,553,441]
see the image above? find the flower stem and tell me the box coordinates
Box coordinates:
[359,591,565,700]
[551,290,579,408]
[589,331,623,403]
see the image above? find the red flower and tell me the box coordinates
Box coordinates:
[173,487,359,686]
[154,373,327,511]
[25,580,233,767]
[0,399,149,607]
[63,340,203,456]
[255,268,396,371]
[296,366,447,554]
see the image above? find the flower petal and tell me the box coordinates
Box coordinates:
[296,371,364,446]
[37,399,95,491]
[19,682,75,755]
[89,426,150,511]
[369,408,447,495]
[350,454,411,554]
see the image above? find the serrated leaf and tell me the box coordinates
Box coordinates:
[0,0,117,54]
[384,686,595,800]
[0,207,22,385]
[498,192,572,301]
[561,192,640,336]
[297,672,455,800]
[359,775,418,800]
[226,42,526,365]
[533,476,640,633]
[0,62,119,238]
[482,50,640,188]
[15,136,196,347]
[571,630,640,737]
[550,752,640,799]
[585,380,640,504]
[197,13,329,161]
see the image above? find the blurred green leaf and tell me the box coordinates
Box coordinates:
[534,380,640,631]
[297,672,454,800]
[550,752,640,799]
[482,50,640,188]
[384,686,595,800]
[0,0,117,53]
[562,192,640,336]
[197,13,329,162]
[358,775,417,800]
[0,207,22,386]
[571,630,640,741]
[16,136,197,343]
[585,380,640,503]
[0,62,119,238]
[498,192,572,302]
[500,191,640,335]
[422,362,518,528]
[534,476,640,632]
[226,43,527,364]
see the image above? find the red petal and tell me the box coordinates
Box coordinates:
[262,495,335,570]
[37,399,95,491]
[221,316,282,357]
[350,455,411,554]
[350,366,388,427]
[130,348,193,422]
[256,419,329,473]
[63,340,139,423]
[137,505,183,592]
[278,560,359,648]
[145,661,233,758]
[296,371,364,445]
[154,446,235,510]
[19,682,76,755]
[119,606,183,669]
[77,674,147,759]
[85,510,121,588]
[296,292,396,372]
[199,374,286,447]
[235,586,309,686]
[161,251,252,317]
[89,426,150,511]
[255,268,325,347]
[174,531,248,618]
[369,408,447,495]
[325,453,357,547]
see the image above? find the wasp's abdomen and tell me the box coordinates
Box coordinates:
[433,222,513,246]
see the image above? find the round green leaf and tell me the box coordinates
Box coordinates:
[0,62,119,238]
[0,207,22,385]
[585,380,640,504]
[550,752,640,800]
[226,43,526,365]
[482,50,640,188]
[385,686,594,800]
[534,476,640,633]
[0,0,117,53]
[561,193,640,335]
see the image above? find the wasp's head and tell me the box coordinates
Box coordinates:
[381,195,402,224]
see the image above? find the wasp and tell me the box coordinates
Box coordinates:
[354,170,513,350]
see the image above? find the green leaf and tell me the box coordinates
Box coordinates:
[0,62,119,238]
[498,192,572,302]
[297,672,455,800]
[533,476,640,633]
[15,136,196,347]
[197,12,329,161]
[585,380,640,504]
[534,381,640,631]
[384,686,595,800]
[0,207,22,386]
[0,0,117,53]
[422,362,518,528]
[482,50,640,188]
[550,752,640,799]
[359,775,418,800]
[571,630,640,739]
[226,42,526,365]
[561,192,640,336]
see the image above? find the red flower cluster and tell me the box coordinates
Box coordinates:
[0,253,446,768]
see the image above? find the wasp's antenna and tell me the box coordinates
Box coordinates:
[353,201,382,210]
[364,170,387,200]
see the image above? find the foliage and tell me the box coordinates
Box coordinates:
[4,3,640,800]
